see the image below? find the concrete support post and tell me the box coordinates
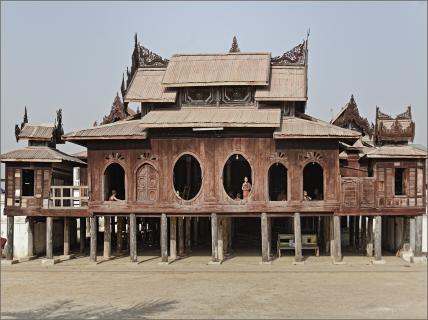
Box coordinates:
[261,213,269,263]
[63,217,70,256]
[170,217,177,260]
[366,217,374,257]
[409,217,416,253]
[80,217,86,253]
[161,214,168,263]
[267,216,272,259]
[218,217,224,262]
[129,214,137,262]
[178,217,184,256]
[89,217,97,262]
[415,215,423,257]
[211,213,219,262]
[46,217,53,259]
[6,216,14,260]
[294,212,303,263]
[374,216,382,262]
[27,217,34,257]
[103,216,111,259]
[333,216,342,262]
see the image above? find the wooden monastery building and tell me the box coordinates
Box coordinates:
[1,35,426,264]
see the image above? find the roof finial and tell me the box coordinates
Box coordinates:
[121,74,126,100]
[229,36,240,53]
[23,106,28,125]
[134,33,138,48]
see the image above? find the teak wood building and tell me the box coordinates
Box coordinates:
[1,35,426,264]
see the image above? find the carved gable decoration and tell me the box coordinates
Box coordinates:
[105,152,125,161]
[375,106,415,144]
[101,94,130,125]
[331,95,374,138]
[271,41,307,66]
[138,152,157,161]
[268,151,288,163]
[298,151,323,164]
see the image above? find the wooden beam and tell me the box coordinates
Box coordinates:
[161,213,168,263]
[333,216,342,262]
[415,215,423,257]
[185,217,191,253]
[27,217,34,257]
[261,212,269,263]
[79,217,86,253]
[63,217,70,256]
[374,216,382,261]
[103,216,111,259]
[129,213,137,262]
[211,213,218,262]
[170,217,177,260]
[89,216,97,262]
[6,216,14,260]
[178,217,184,256]
[366,217,373,257]
[46,216,53,260]
[294,212,303,262]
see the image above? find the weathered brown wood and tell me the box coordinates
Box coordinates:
[223,217,229,255]
[116,216,124,253]
[27,216,34,257]
[333,215,342,262]
[89,216,97,262]
[178,217,184,256]
[161,213,168,262]
[294,212,302,262]
[129,214,137,262]
[6,216,14,260]
[366,217,373,257]
[170,217,177,260]
[374,216,382,261]
[261,212,269,262]
[80,217,86,253]
[361,216,367,252]
[63,217,70,256]
[185,217,191,253]
[46,216,53,259]
[267,216,271,258]
[103,216,111,259]
[218,217,224,262]
[211,213,218,262]
[415,215,422,257]
[354,215,360,252]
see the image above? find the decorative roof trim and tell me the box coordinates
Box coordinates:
[229,36,240,53]
[271,40,307,66]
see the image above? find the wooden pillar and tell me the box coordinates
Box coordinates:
[89,216,97,262]
[409,217,416,253]
[79,217,86,253]
[294,212,303,262]
[103,216,111,259]
[267,216,272,259]
[261,213,269,263]
[349,216,354,247]
[129,214,137,262]
[354,216,360,252]
[218,217,224,262]
[333,216,342,262]
[161,214,168,263]
[27,217,34,257]
[228,217,233,252]
[116,217,124,254]
[374,216,382,261]
[323,216,330,254]
[366,217,374,257]
[178,217,184,256]
[111,216,116,245]
[415,215,423,257]
[63,217,70,256]
[361,216,367,252]
[6,216,14,260]
[211,213,218,262]
[185,217,191,253]
[170,217,177,260]
[192,217,198,247]
[46,217,53,259]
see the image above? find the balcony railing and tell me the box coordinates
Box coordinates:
[49,186,89,208]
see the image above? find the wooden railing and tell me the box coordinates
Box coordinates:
[48,186,89,208]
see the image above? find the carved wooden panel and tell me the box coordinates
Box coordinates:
[6,167,14,206]
[342,178,358,208]
[408,168,416,197]
[360,177,375,208]
[136,164,159,202]
[35,169,43,197]
[385,168,393,197]
[417,168,423,197]
[43,169,51,198]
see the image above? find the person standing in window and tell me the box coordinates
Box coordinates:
[242,177,252,199]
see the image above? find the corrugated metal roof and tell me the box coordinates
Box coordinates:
[162,53,271,87]
[63,120,147,140]
[274,115,361,139]
[365,145,427,158]
[255,66,307,101]
[0,147,85,164]
[18,123,54,141]
[140,107,281,128]
[125,68,177,103]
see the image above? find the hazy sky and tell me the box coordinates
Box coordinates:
[1,1,427,160]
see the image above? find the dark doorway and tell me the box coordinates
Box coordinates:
[303,163,324,200]
[268,163,288,201]
[22,169,35,196]
[173,154,202,200]
[394,168,405,195]
[223,154,252,200]
[104,163,125,200]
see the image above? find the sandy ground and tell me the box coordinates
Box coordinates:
[1,252,427,319]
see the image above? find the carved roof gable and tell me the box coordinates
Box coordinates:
[271,40,307,66]
[375,106,415,144]
[101,93,132,125]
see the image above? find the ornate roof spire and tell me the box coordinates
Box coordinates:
[121,73,126,101]
[23,106,28,126]
[229,36,240,53]
[271,41,307,66]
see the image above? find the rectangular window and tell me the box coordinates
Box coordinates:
[22,169,35,196]
[394,168,405,196]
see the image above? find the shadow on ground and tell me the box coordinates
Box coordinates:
[1,299,177,319]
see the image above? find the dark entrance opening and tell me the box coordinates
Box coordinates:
[303,163,324,200]
[268,163,288,201]
[104,163,125,200]
[394,168,405,195]
[223,154,252,200]
[22,169,35,196]
[173,154,202,200]
[231,217,261,255]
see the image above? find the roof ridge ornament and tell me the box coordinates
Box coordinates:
[15,106,29,142]
[271,41,307,66]
[396,105,412,120]
[229,36,240,53]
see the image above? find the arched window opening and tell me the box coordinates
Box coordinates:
[303,163,323,201]
[223,154,252,200]
[104,163,125,201]
[268,163,288,201]
[137,164,159,202]
[173,154,202,200]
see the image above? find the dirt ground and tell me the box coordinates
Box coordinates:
[1,252,427,319]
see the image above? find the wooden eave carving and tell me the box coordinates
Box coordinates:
[375,106,415,144]
[271,41,307,66]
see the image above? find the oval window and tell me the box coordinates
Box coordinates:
[173,154,202,200]
[223,154,252,200]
